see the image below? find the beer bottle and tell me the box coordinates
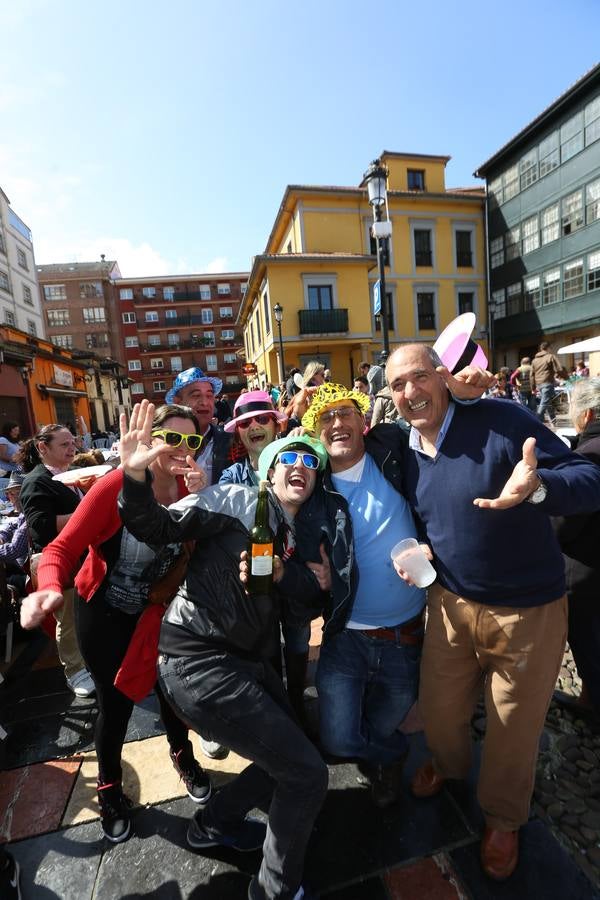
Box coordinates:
[248,480,274,594]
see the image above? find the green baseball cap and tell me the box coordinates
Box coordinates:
[258,434,328,483]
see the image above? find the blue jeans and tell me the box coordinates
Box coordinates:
[316,628,421,765]
[519,391,536,412]
[159,648,327,900]
[537,382,556,423]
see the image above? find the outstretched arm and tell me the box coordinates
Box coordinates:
[437,365,495,401]
[473,437,543,510]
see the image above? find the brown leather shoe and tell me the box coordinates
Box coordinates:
[410,761,445,798]
[480,827,519,880]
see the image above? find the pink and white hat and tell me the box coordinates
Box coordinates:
[224,390,287,433]
[433,312,488,373]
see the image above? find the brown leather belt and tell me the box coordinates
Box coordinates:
[356,611,425,646]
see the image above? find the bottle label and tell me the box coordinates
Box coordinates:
[251,543,273,575]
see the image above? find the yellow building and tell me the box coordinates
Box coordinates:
[239,151,487,388]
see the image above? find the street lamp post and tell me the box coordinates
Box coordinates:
[273,303,285,384]
[362,159,393,365]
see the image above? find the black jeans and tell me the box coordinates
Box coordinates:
[159,648,328,900]
[75,593,189,783]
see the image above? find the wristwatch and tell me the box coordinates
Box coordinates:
[526,477,547,504]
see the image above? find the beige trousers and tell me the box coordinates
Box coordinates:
[54,588,86,680]
[420,583,567,831]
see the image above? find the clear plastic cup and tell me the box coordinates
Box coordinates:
[390,538,436,588]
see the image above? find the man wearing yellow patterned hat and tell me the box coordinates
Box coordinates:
[296,369,488,809]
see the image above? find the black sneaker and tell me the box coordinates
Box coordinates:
[248,875,315,899]
[170,747,212,804]
[187,810,266,852]
[97,781,133,843]
[0,851,21,899]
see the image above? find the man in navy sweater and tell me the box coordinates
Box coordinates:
[385,343,600,882]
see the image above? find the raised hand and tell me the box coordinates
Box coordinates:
[170,454,208,493]
[119,400,170,478]
[21,590,64,630]
[437,365,496,400]
[474,437,540,509]
[306,543,331,591]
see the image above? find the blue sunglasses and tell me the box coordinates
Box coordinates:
[276,450,320,470]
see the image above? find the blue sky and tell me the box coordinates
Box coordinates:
[1,0,599,276]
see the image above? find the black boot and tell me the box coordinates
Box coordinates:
[371,752,408,809]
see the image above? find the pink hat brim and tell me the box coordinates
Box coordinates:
[223,409,287,433]
[433,312,488,372]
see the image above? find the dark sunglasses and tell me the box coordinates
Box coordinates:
[238,414,275,429]
[151,430,203,450]
[276,450,319,470]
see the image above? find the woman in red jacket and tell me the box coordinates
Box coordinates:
[21,404,210,844]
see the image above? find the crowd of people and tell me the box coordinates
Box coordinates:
[1,338,599,899]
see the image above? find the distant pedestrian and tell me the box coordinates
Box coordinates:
[359,360,385,395]
[531,341,564,426]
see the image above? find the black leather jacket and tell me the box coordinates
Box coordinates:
[118,474,321,658]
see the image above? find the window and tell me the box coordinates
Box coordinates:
[407,169,425,191]
[539,131,559,177]
[203,331,215,347]
[206,353,218,371]
[220,306,233,318]
[503,164,519,201]
[23,285,33,306]
[120,288,133,300]
[416,292,436,330]
[519,149,538,190]
[374,291,394,332]
[490,236,504,268]
[165,308,177,320]
[51,334,73,348]
[86,332,108,348]
[563,259,584,299]
[131,382,144,395]
[201,308,213,324]
[522,215,539,254]
[0,232,5,255]
[224,352,237,364]
[221,329,235,341]
[128,360,142,371]
[217,284,231,295]
[142,287,156,298]
[163,286,175,301]
[505,226,521,261]
[506,283,521,316]
[561,112,584,162]
[488,177,503,207]
[27,319,37,336]
[122,312,136,324]
[125,336,139,347]
[263,295,271,334]
[82,307,106,323]
[47,308,70,326]
[0,270,9,292]
[17,248,28,269]
[167,333,180,346]
[308,285,333,310]
[153,381,166,392]
[541,203,559,244]
[148,334,161,346]
[586,178,600,224]
[491,288,506,319]
[414,229,432,266]
[287,241,292,253]
[369,232,391,265]
[145,310,159,322]
[458,292,474,314]
[80,282,102,299]
[585,96,600,146]
[44,284,66,301]
[150,358,164,369]
[199,285,211,300]
[588,251,600,291]
[543,269,561,305]
[562,190,584,235]
[455,230,473,267]
[241,282,248,294]
[171,356,183,372]
[3,309,15,326]
[524,276,541,309]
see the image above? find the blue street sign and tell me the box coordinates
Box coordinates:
[373,279,381,316]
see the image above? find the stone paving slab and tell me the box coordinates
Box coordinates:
[0,758,82,842]
[384,855,464,899]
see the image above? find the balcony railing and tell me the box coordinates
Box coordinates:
[298,308,348,335]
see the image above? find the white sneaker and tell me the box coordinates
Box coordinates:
[66,669,96,697]
[200,737,229,760]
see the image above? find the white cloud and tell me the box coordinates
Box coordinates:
[204,256,228,273]
[35,236,184,278]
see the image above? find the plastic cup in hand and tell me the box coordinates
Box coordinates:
[390,538,436,588]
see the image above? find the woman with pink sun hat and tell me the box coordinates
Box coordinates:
[220,390,287,487]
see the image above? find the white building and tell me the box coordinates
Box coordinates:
[0,187,45,339]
